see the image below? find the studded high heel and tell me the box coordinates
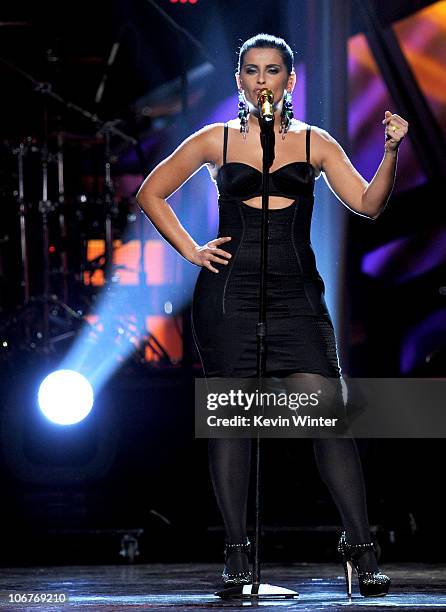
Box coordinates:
[337,531,391,598]
[222,539,252,586]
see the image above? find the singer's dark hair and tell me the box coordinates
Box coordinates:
[237,34,294,75]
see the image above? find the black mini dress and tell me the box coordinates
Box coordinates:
[191,124,341,379]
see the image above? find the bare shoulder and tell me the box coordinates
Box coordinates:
[196,122,225,141]
[154,122,225,172]
[226,118,241,131]
[186,122,222,151]
[288,120,327,175]
[287,118,309,135]
[287,119,328,144]
[201,120,244,169]
[308,125,329,138]
[188,122,226,167]
[304,124,348,170]
[308,125,347,155]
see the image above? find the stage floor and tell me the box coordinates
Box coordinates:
[0,563,445,610]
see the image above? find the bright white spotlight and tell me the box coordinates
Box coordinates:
[38,370,94,425]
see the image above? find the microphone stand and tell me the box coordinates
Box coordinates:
[216,107,298,600]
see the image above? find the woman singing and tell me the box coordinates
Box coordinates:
[137,33,408,597]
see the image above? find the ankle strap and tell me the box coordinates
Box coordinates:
[225,539,251,553]
[341,531,375,552]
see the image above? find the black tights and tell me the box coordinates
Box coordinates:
[208,373,378,573]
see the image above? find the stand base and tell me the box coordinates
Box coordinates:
[215,583,299,599]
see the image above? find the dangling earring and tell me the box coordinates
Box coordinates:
[279,90,294,139]
[238,89,249,139]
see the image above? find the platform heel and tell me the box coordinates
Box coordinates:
[337,531,391,598]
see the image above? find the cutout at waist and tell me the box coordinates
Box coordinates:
[241,195,297,211]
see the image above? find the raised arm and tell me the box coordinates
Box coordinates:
[136,124,232,273]
[315,111,408,220]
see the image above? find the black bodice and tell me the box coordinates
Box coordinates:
[216,161,316,200]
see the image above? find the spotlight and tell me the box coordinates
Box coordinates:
[38,370,94,425]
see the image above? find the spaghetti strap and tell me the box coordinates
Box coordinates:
[223,123,228,165]
[306,125,311,164]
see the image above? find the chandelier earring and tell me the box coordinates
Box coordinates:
[238,89,249,138]
[280,90,294,138]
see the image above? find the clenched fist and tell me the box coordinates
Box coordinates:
[382,110,409,152]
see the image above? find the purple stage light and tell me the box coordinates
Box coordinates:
[400,308,446,374]
[362,228,446,283]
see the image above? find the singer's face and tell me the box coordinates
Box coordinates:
[237,47,294,106]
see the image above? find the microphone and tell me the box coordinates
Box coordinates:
[257,89,274,122]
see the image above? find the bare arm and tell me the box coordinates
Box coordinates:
[317,112,408,220]
[136,124,232,272]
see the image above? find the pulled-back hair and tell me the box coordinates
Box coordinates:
[237,33,294,75]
